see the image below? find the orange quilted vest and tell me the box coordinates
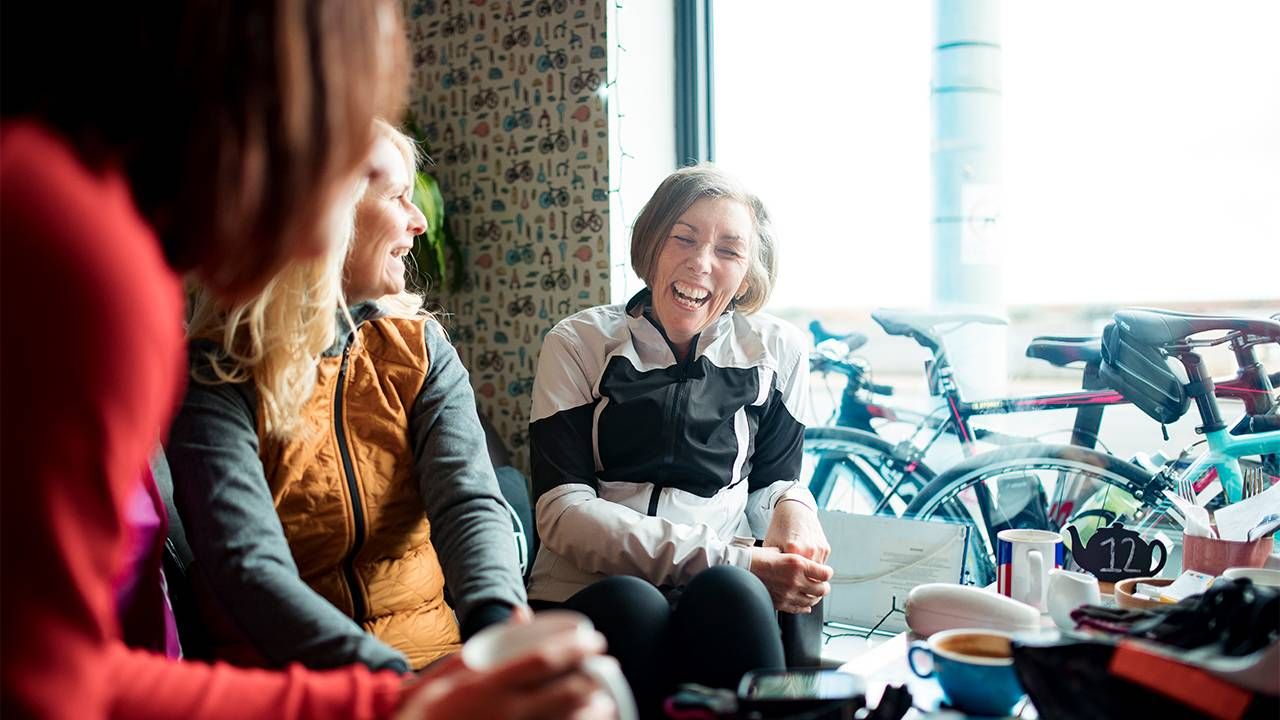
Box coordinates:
[257,316,460,669]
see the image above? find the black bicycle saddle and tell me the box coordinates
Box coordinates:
[1026,335,1102,368]
[1114,308,1280,347]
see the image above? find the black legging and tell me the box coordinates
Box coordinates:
[544,565,785,719]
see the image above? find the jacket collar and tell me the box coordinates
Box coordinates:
[625,288,735,361]
[324,300,385,356]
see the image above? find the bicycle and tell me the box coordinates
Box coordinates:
[571,209,604,234]
[567,69,602,96]
[805,310,1124,516]
[901,307,1280,587]
[538,130,571,154]
[501,107,534,133]
[474,220,503,243]
[440,67,469,89]
[540,268,571,291]
[470,88,499,111]
[805,309,1278,515]
[505,243,534,266]
[536,0,567,16]
[440,13,468,37]
[504,160,534,184]
[506,295,535,318]
[536,49,568,73]
[501,25,530,50]
[539,186,570,209]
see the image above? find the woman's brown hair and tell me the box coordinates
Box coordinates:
[1,1,408,299]
[629,164,778,314]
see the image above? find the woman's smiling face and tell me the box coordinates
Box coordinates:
[343,135,427,303]
[649,197,753,356]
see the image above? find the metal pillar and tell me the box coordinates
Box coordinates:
[932,0,1006,397]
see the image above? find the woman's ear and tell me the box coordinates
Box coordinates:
[735,280,749,302]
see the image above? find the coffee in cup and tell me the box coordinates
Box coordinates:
[907,628,1026,716]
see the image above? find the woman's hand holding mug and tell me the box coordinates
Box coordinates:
[397,610,624,720]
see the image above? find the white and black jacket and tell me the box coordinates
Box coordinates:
[527,290,816,602]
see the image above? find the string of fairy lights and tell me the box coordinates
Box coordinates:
[605,0,639,303]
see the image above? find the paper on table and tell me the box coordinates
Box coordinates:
[1151,571,1214,602]
[818,511,969,634]
[1213,480,1280,542]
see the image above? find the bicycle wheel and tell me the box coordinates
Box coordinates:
[802,426,935,516]
[904,444,1180,588]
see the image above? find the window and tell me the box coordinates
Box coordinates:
[711,1,1280,312]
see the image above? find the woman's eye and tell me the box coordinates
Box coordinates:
[716,247,741,258]
[674,236,695,245]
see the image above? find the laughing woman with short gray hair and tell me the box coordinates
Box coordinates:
[527,164,833,716]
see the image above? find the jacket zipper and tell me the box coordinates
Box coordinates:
[333,345,368,621]
[649,333,698,516]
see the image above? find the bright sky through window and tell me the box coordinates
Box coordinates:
[712,1,1279,310]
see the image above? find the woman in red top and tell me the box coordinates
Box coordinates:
[0,4,608,719]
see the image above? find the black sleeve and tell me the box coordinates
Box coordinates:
[528,328,599,503]
[745,385,805,494]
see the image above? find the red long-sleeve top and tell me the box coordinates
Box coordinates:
[0,122,406,719]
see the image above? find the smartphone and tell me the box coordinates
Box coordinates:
[737,668,865,717]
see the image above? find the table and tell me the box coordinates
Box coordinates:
[821,621,1056,718]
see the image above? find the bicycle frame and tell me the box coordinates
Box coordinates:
[1182,426,1280,504]
[809,317,1278,517]
[826,338,1274,460]
[1173,339,1280,503]
[940,373,1272,452]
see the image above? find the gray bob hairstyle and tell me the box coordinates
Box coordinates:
[629,164,777,314]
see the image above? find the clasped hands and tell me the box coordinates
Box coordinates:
[749,499,833,614]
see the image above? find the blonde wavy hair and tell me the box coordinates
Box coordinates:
[187,119,429,438]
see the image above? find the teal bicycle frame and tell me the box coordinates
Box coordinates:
[1185,426,1280,503]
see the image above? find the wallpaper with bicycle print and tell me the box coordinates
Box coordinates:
[404,0,611,472]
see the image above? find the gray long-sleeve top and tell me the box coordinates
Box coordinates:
[166,305,526,673]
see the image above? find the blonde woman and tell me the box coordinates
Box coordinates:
[167,121,527,674]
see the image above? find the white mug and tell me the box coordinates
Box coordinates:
[461,610,637,720]
[1046,568,1101,630]
[1221,566,1280,588]
[996,529,1065,612]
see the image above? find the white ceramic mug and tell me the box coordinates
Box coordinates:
[1046,568,1101,630]
[996,529,1065,612]
[461,610,637,720]
[1222,566,1280,588]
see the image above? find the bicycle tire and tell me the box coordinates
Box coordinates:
[803,426,935,516]
[904,443,1175,587]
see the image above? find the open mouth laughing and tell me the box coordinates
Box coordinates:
[671,281,711,310]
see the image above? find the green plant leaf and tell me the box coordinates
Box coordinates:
[411,170,448,292]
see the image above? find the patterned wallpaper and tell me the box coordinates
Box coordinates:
[403,0,611,472]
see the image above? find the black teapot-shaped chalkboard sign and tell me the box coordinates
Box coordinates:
[1067,522,1168,583]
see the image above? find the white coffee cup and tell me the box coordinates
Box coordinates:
[1221,566,1280,588]
[1046,568,1101,631]
[461,610,637,720]
[996,529,1065,612]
